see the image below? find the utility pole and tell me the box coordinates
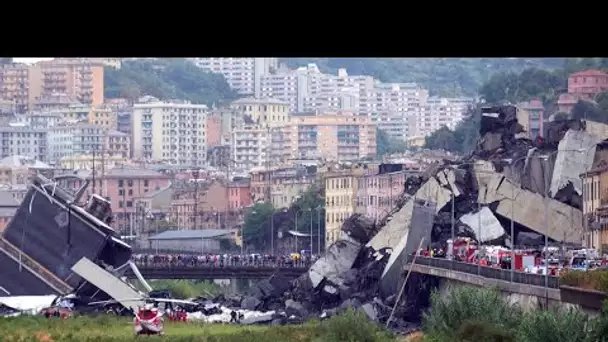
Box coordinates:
[265,125,272,204]
[316,206,321,255]
[193,170,199,231]
[92,147,96,195]
[309,208,313,253]
[101,134,106,198]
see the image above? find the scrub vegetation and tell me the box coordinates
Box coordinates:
[0,310,396,342]
[420,286,608,342]
[560,269,608,292]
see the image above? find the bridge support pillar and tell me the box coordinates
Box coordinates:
[231,278,238,294]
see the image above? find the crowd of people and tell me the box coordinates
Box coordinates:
[131,253,316,268]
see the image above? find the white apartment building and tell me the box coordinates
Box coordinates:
[47,123,105,163]
[132,98,208,166]
[261,64,368,113]
[231,125,270,171]
[365,83,429,141]
[412,97,475,136]
[189,58,278,97]
[0,126,48,161]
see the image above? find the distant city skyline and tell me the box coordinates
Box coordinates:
[13,58,54,64]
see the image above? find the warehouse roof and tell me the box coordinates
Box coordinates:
[149,229,236,240]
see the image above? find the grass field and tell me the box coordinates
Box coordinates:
[0,311,401,342]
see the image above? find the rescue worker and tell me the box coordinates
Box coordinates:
[230,310,238,323]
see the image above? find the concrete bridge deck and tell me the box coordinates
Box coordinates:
[127,265,307,280]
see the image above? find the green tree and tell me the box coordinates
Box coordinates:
[553,112,570,121]
[425,105,481,154]
[376,128,408,156]
[280,58,565,96]
[104,59,239,106]
[242,202,274,251]
[570,100,608,123]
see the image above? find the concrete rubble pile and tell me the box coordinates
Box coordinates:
[237,105,608,331]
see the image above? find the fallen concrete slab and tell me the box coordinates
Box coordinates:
[550,129,601,196]
[459,207,505,243]
[480,174,582,243]
[368,177,451,251]
[379,201,435,297]
[308,236,362,288]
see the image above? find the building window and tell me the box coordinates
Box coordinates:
[119,201,124,208]
[118,189,124,196]
[144,180,149,187]
[118,180,124,187]
[127,180,133,187]
[126,201,133,207]
[128,189,133,196]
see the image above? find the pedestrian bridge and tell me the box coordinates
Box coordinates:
[127,265,308,280]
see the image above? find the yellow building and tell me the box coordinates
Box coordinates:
[89,105,117,130]
[406,135,425,148]
[581,163,608,251]
[231,97,290,128]
[283,112,376,161]
[323,167,366,245]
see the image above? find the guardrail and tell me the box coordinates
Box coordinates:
[129,266,307,280]
[406,255,560,289]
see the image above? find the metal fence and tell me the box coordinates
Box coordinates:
[407,255,560,289]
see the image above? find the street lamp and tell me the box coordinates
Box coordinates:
[315,205,323,255]
[270,208,288,255]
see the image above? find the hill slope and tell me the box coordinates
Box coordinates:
[280,58,565,96]
[104,59,239,105]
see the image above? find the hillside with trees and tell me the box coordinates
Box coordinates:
[280,58,566,96]
[104,59,239,106]
[425,58,608,154]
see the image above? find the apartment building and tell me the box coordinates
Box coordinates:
[106,130,130,158]
[206,115,221,147]
[64,167,171,233]
[558,69,608,113]
[282,112,377,161]
[132,98,208,166]
[0,155,52,186]
[261,64,371,113]
[0,126,47,161]
[34,58,104,106]
[0,63,36,113]
[231,125,270,171]
[59,154,126,171]
[228,180,252,210]
[365,83,429,140]
[170,180,230,230]
[249,166,317,208]
[11,112,63,129]
[189,58,278,97]
[517,98,545,139]
[89,105,117,130]
[355,166,411,222]
[411,97,474,137]
[32,93,79,111]
[581,163,608,251]
[47,123,105,162]
[230,97,290,127]
[324,167,366,244]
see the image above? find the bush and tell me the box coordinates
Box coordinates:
[422,286,521,341]
[517,308,589,342]
[456,320,515,342]
[317,308,394,342]
[588,300,608,342]
[560,269,608,292]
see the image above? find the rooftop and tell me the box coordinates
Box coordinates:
[149,229,236,240]
[0,156,51,169]
[571,69,608,78]
[231,97,289,106]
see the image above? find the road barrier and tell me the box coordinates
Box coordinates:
[407,255,560,289]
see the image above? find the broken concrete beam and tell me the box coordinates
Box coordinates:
[481,176,583,244]
[550,129,601,196]
[379,201,435,297]
[471,161,496,191]
[584,121,608,140]
[368,177,451,251]
[308,235,362,288]
[459,207,505,243]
